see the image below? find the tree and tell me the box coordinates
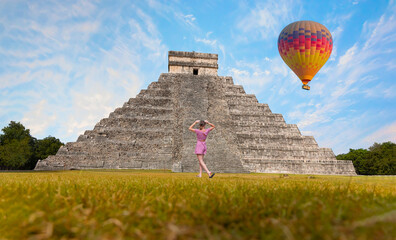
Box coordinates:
[0,121,64,170]
[29,136,64,169]
[369,142,396,175]
[337,142,396,175]
[0,121,33,144]
[0,121,35,170]
[0,138,32,169]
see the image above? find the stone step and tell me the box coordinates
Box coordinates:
[217,76,234,85]
[94,117,174,131]
[233,121,288,128]
[35,155,79,170]
[228,102,270,108]
[239,139,318,147]
[241,154,336,161]
[60,151,174,161]
[127,96,173,107]
[234,128,301,136]
[225,85,246,94]
[111,105,173,118]
[225,78,234,85]
[147,80,174,90]
[82,128,172,137]
[232,121,293,129]
[78,130,173,143]
[158,73,178,83]
[225,93,257,99]
[238,144,321,151]
[225,94,258,104]
[103,115,174,121]
[302,136,318,145]
[240,158,355,175]
[229,109,269,115]
[230,113,285,122]
[58,142,173,156]
[236,138,317,147]
[64,139,174,149]
[226,99,259,105]
[236,131,303,138]
[230,112,284,118]
[240,148,335,158]
[227,103,272,113]
[38,153,173,170]
[242,157,338,164]
[83,128,172,135]
[137,88,172,98]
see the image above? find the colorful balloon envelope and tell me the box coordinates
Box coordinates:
[278,21,333,90]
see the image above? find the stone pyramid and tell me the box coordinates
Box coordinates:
[35,51,356,175]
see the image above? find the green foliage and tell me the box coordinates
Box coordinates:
[337,142,396,175]
[0,138,32,169]
[0,121,32,144]
[31,136,64,168]
[0,121,63,170]
[0,171,395,239]
[0,121,34,170]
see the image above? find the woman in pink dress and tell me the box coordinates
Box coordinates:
[188,120,216,178]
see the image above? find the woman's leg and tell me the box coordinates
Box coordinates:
[196,155,203,177]
[197,154,211,176]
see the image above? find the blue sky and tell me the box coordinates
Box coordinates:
[1,0,395,154]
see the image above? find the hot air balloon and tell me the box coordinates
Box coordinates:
[278,21,333,90]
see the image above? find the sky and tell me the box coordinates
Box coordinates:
[0,0,395,154]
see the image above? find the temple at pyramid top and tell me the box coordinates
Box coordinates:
[168,51,218,76]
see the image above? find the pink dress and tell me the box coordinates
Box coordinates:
[194,128,213,155]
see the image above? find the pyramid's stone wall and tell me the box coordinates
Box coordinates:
[35,51,356,175]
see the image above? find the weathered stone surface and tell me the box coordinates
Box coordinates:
[168,51,218,75]
[35,51,356,175]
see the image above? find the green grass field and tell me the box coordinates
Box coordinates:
[0,170,395,240]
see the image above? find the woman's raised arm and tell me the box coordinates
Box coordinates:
[189,120,199,132]
[205,120,215,131]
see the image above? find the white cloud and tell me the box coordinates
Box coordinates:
[338,44,358,67]
[363,14,396,51]
[136,8,161,37]
[310,113,371,154]
[236,0,302,40]
[1,1,167,142]
[195,37,217,46]
[227,57,292,96]
[363,83,396,99]
[324,13,353,61]
[9,56,73,73]
[21,100,57,136]
[146,0,199,31]
[194,31,227,66]
[184,14,196,22]
[363,121,396,144]
[27,0,97,21]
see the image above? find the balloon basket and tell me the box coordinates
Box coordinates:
[302,84,310,90]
